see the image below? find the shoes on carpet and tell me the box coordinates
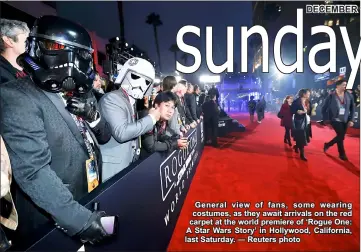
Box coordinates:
[293,145,299,153]
[339,155,348,161]
[323,143,330,153]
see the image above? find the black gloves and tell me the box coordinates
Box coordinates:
[66,96,98,122]
[77,211,112,245]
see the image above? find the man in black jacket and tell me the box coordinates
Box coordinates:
[193,85,202,118]
[322,80,355,160]
[0,19,29,84]
[184,83,199,124]
[168,79,194,136]
[202,94,220,147]
[142,91,188,156]
[208,84,220,105]
[248,96,257,122]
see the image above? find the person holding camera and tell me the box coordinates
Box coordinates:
[141,91,188,156]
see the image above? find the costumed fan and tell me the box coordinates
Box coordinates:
[99,57,161,182]
[0,15,114,249]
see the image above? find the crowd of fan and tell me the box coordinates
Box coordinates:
[0,17,223,250]
[309,87,360,108]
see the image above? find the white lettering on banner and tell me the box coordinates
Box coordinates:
[339,66,346,76]
[161,129,198,226]
[200,121,204,143]
[176,7,361,89]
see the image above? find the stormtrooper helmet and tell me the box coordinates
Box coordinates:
[115,57,155,99]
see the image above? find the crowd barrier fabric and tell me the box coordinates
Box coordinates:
[24,123,204,251]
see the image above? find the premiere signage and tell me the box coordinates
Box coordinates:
[23,124,204,252]
[339,66,346,76]
[160,128,198,226]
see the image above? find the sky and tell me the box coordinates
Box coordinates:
[56,1,252,80]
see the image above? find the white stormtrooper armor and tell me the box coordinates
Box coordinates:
[114,57,155,100]
[99,57,157,182]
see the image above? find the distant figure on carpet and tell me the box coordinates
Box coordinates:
[291,89,312,161]
[322,80,355,161]
[202,93,219,147]
[248,96,257,123]
[208,84,220,105]
[256,96,266,123]
[193,84,202,119]
[278,95,293,147]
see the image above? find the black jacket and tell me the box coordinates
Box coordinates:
[141,120,179,155]
[194,93,202,118]
[208,87,220,103]
[184,93,198,121]
[176,96,192,125]
[291,98,312,136]
[0,55,27,84]
[321,91,355,123]
[256,99,266,112]
[202,100,220,122]
[248,100,257,113]
[199,93,206,105]
[0,77,107,249]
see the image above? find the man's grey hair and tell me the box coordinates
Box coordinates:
[0,18,30,53]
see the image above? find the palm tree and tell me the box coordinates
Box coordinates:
[117,1,125,50]
[146,12,163,72]
[181,53,189,65]
[169,43,180,65]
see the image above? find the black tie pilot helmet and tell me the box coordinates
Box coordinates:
[20,16,95,94]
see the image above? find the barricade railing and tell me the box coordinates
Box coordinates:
[20,123,205,251]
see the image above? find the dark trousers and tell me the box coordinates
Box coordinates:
[284,126,291,143]
[257,111,264,121]
[204,118,218,145]
[249,111,255,122]
[327,121,348,156]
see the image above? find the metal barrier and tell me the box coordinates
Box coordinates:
[19,124,204,251]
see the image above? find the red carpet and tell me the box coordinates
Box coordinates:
[168,113,360,251]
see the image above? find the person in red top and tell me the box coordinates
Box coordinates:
[279,95,293,146]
